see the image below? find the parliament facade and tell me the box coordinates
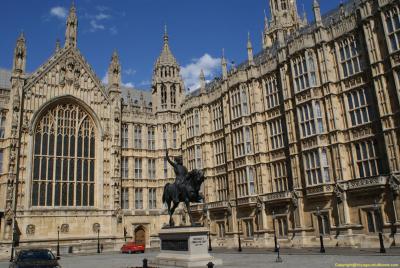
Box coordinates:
[1,0,400,252]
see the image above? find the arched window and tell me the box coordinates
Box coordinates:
[32,103,96,207]
[170,85,176,108]
[161,85,167,109]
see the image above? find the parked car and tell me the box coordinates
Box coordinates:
[9,248,61,268]
[120,242,145,254]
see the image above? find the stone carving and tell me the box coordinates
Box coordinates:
[388,174,400,195]
[26,224,35,235]
[61,224,69,233]
[92,223,100,233]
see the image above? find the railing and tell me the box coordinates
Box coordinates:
[208,201,229,210]
[237,195,258,206]
[260,191,291,203]
[343,176,387,191]
[306,184,334,196]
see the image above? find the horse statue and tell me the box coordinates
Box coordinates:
[162,151,205,226]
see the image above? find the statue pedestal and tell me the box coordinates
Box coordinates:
[150,226,222,268]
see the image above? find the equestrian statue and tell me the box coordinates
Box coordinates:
[162,149,205,227]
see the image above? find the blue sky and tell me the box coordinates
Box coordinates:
[0,0,341,90]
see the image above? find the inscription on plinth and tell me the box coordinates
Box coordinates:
[161,239,188,251]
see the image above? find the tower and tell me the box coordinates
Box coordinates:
[12,33,26,75]
[263,0,305,48]
[65,2,78,48]
[313,0,323,27]
[152,26,184,113]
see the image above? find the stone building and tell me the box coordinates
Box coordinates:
[1,0,400,252]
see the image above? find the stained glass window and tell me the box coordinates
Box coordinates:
[32,103,95,207]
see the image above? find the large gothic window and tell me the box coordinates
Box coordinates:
[32,103,96,207]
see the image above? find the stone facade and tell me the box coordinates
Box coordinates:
[0,0,400,252]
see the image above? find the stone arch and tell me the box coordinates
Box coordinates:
[29,95,104,140]
[134,225,146,245]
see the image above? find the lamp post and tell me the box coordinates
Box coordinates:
[57,226,60,257]
[203,204,212,251]
[124,226,127,242]
[374,200,386,254]
[97,227,100,254]
[272,211,278,252]
[316,207,325,253]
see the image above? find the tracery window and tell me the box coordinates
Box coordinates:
[292,51,316,92]
[347,89,372,127]
[147,126,155,150]
[269,118,284,150]
[121,124,128,148]
[161,85,167,109]
[212,103,223,131]
[385,6,400,52]
[303,149,330,186]
[216,175,228,201]
[0,112,6,139]
[32,103,95,207]
[338,37,362,78]
[148,188,157,209]
[171,85,176,109]
[264,75,279,110]
[134,125,142,149]
[354,140,380,178]
[272,161,288,192]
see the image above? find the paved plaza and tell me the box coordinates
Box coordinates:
[0,248,399,268]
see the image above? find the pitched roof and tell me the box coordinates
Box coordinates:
[0,69,11,89]
[155,31,179,68]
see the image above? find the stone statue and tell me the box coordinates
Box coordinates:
[162,149,205,227]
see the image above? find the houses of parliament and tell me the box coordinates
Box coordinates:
[0,0,399,253]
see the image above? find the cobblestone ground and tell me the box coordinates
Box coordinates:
[0,248,399,268]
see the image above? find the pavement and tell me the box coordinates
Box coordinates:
[0,248,398,268]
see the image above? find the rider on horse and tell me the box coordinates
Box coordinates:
[165,149,188,203]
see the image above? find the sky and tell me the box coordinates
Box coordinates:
[0,0,342,91]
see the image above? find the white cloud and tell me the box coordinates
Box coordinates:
[95,13,110,20]
[101,72,134,88]
[90,20,105,31]
[50,6,67,19]
[181,54,220,91]
[109,26,118,35]
[124,68,137,76]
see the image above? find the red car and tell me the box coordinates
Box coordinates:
[121,242,145,254]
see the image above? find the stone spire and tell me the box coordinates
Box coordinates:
[152,26,184,114]
[247,32,254,65]
[262,11,272,49]
[302,4,308,25]
[313,0,323,27]
[108,50,121,90]
[155,25,178,68]
[13,32,26,74]
[221,48,228,80]
[65,1,78,48]
[199,69,206,93]
[266,0,304,45]
[55,38,61,53]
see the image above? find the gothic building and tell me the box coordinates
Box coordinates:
[0,0,400,252]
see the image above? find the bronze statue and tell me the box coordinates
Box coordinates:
[162,150,204,227]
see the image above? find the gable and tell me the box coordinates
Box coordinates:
[24,46,110,104]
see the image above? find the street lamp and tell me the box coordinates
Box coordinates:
[97,227,101,254]
[272,211,278,252]
[373,200,386,254]
[316,207,325,253]
[57,226,60,257]
[203,204,212,251]
[124,226,127,242]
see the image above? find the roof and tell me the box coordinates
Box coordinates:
[155,33,179,68]
[120,86,152,107]
[0,69,11,89]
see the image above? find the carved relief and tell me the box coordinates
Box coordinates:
[26,224,35,235]
[92,223,100,233]
[61,224,70,233]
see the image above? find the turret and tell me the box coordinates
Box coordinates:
[313,0,323,27]
[199,69,206,94]
[152,26,184,113]
[221,49,228,80]
[12,33,26,75]
[247,32,254,65]
[108,50,121,92]
[65,2,78,48]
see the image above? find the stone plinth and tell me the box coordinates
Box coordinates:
[150,226,222,268]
